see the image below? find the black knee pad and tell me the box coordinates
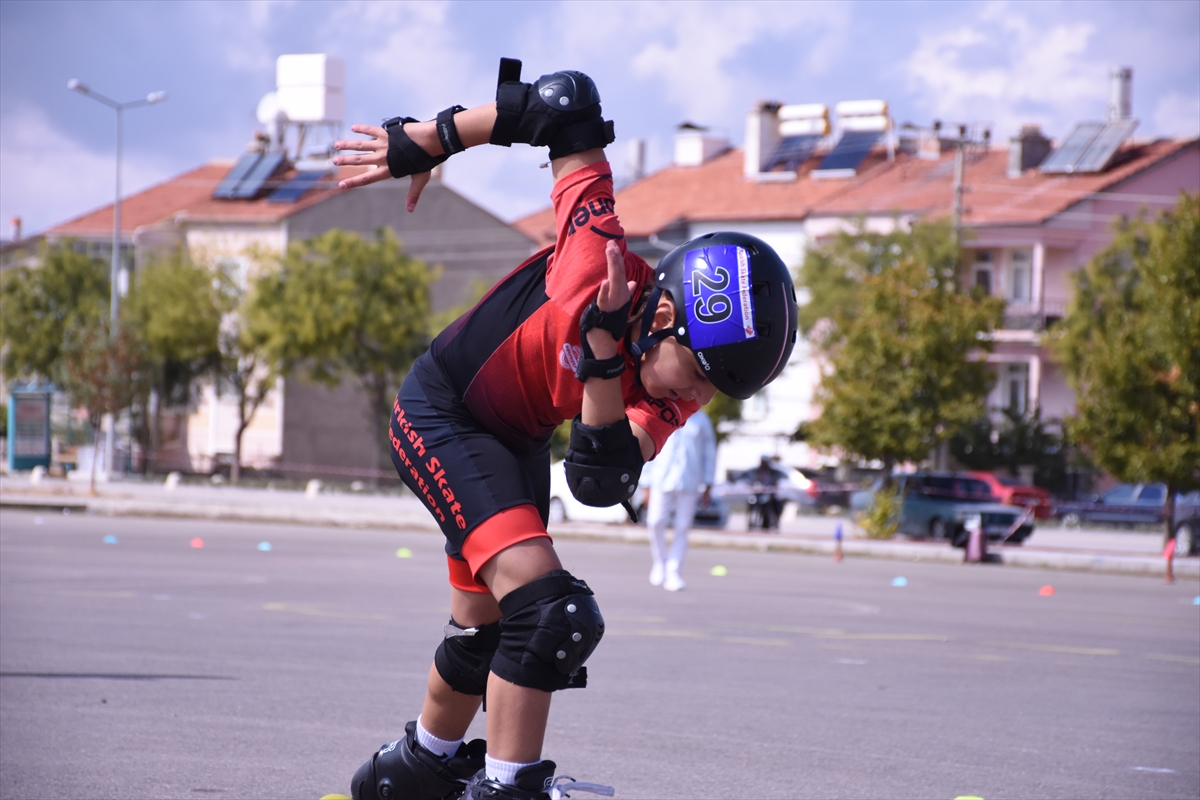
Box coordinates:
[489,570,604,692]
[433,618,501,696]
[351,720,485,800]
[488,58,615,159]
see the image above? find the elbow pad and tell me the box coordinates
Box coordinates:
[564,416,643,507]
[489,58,615,160]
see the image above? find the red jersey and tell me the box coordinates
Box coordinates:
[427,161,696,455]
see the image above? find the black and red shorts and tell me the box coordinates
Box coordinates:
[388,356,552,593]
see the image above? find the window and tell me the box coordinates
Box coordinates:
[1007,363,1029,415]
[973,250,993,295]
[1009,249,1032,302]
[1139,485,1166,503]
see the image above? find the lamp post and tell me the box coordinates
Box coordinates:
[67,79,167,477]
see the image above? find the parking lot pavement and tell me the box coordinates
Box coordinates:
[2,511,1197,800]
[1,474,1195,579]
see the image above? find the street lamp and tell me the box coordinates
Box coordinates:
[67,79,167,477]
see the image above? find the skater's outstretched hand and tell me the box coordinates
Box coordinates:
[586,240,637,359]
[333,124,432,212]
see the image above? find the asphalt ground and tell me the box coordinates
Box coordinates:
[2,510,1198,800]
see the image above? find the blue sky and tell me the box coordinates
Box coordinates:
[2,0,1198,238]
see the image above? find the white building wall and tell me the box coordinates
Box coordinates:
[181,223,289,473]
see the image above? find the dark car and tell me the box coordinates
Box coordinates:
[851,472,1036,545]
[1055,484,1200,541]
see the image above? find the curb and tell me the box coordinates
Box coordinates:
[3,494,1195,580]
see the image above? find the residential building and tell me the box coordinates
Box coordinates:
[515,90,1199,480]
[34,161,534,478]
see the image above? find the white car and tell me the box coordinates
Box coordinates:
[548,459,632,524]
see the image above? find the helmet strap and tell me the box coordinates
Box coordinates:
[629,288,680,358]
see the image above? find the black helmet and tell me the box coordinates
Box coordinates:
[634,232,798,400]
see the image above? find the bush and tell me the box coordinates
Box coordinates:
[863,485,899,539]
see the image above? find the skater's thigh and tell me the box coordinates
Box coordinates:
[450,586,501,628]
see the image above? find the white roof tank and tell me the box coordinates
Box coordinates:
[275,54,345,123]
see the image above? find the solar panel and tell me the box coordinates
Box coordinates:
[814,130,881,174]
[267,170,330,203]
[229,151,287,199]
[1072,119,1138,173]
[212,153,264,199]
[1038,122,1104,173]
[765,134,822,171]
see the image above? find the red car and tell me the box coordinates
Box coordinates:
[967,471,1053,520]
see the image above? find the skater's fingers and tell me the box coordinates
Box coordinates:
[335,124,387,148]
[338,165,392,190]
[596,240,631,312]
[406,171,432,212]
[332,152,384,168]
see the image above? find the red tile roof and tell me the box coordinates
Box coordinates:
[47,161,371,237]
[513,138,1197,248]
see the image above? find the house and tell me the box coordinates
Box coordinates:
[514,78,1199,480]
[37,160,534,479]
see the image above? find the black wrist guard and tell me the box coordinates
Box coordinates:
[488,58,616,159]
[383,104,465,179]
[564,416,643,508]
[575,299,632,382]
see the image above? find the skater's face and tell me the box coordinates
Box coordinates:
[638,296,719,407]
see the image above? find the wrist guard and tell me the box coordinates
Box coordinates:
[575,299,632,382]
[564,416,643,508]
[383,105,465,179]
[489,58,616,159]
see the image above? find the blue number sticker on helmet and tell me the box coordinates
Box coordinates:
[682,245,756,349]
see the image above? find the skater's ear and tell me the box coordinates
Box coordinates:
[650,292,676,332]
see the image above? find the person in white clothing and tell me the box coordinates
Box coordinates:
[640,409,717,591]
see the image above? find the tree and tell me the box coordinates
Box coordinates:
[1052,193,1200,541]
[122,249,223,472]
[0,241,108,382]
[249,229,432,468]
[800,220,1004,483]
[59,318,147,492]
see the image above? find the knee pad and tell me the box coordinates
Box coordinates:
[351,720,485,800]
[489,570,604,692]
[433,618,501,696]
[565,416,643,508]
[488,57,615,159]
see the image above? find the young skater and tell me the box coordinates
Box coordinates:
[332,59,798,800]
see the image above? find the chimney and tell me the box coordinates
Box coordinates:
[1008,125,1052,178]
[1109,66,1132,121]
[744,101,782,177]
[625,138,645,182]
[10,216,21,242]
[674,122,729,167]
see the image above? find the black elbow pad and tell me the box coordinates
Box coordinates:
[489,58,615,159]
[563,416,643,507]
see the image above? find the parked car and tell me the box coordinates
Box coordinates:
[850,472,1036,545]
[967,471,1053,520]
[1055,484,1200,530]
[1174,495,1200,557]
[547,459,728,528]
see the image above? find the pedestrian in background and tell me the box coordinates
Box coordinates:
[642,409,717,591]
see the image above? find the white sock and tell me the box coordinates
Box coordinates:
[486,754,539,785]
[415,716,462,759]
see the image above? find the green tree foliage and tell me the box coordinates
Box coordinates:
[0,241,108,381]
[59,318,146,492]
[122,249,223,470]
[950,408,1077,495]
[1052,193,1200,539]
[801,220,1004,482]
[249,229,432,467]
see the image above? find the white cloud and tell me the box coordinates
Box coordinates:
[903,2,1110,138]
[1153,92,1200,138]
[0,104,172,237]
